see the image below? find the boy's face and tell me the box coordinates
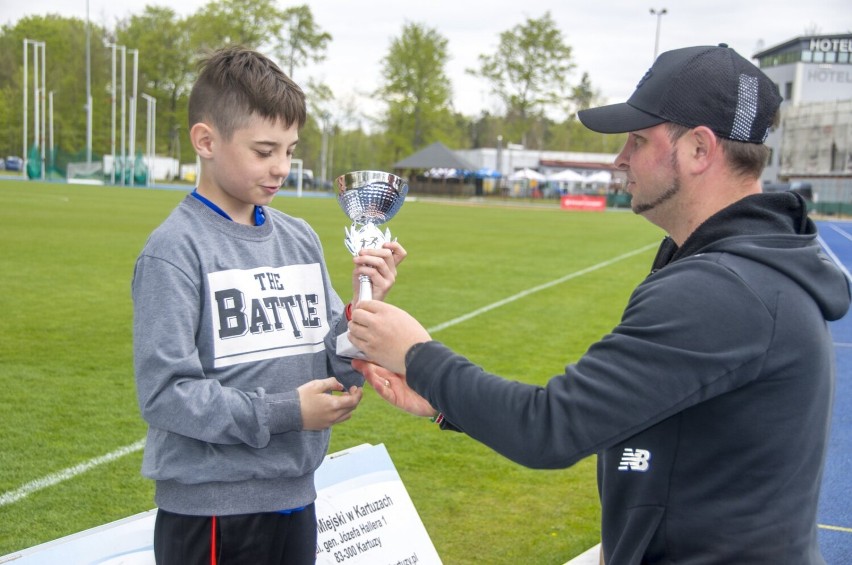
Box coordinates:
[195,114,299,224]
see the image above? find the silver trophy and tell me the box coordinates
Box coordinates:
[337,170,408,302]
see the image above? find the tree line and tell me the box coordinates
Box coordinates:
[0,1,625,183]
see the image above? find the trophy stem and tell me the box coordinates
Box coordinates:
[358,274,373,302]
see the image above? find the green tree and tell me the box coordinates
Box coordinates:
[185,1,333,167]
[468,12,575,148]
[275,5,331,79]
[188,0,283,52]
[0,3,348,175]
[547,118,626,153]
[569,71,600,114]
[377,22,455,162]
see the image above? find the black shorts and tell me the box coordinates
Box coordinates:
[153,504,317,565]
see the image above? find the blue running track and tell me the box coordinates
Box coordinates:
[816,220,852,565]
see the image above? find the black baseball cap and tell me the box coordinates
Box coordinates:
[577,44,782,143]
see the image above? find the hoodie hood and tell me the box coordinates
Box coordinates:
[653,191,850,321]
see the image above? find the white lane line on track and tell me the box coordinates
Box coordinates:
[819,231,852,283]
[819,524,852,534]
[827,223,852,242]
[1,243,659,507]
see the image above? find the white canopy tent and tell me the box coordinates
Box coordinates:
[508,167,546,181]
[547,169,585,182]
[586,170,613,184]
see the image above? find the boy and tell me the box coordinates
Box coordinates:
[132,46,405,564]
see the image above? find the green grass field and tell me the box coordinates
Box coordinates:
[0,179,663,563]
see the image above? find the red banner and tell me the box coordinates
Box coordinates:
[560,195,607,212]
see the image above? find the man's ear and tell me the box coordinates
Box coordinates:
[190,122,215,158]
[686,126,719,174]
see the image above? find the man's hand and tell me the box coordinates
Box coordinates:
[297,377,363,430]
[348,301,431,374]
[353,359,436,418]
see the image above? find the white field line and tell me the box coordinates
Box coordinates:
[427,242,659,333]
[1,243,659,507]
[0,439,145,507]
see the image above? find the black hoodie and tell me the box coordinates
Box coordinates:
[406,192,850,564]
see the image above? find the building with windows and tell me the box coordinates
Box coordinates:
[754,34,852,200]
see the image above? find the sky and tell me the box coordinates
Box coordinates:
[4,0,852,129]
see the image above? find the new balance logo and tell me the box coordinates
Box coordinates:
[618,448,651,472]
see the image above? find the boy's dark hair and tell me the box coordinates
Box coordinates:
[188,45,307,139]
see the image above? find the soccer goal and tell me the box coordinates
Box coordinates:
[66,161,105,185]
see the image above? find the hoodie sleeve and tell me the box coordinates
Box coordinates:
[405,257,775,468]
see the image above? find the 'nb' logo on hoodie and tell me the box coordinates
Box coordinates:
[618,448,651,472]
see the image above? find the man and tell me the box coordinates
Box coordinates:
[347,44,850,563]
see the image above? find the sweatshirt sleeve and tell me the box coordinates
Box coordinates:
[132,253,300,448]
[302,222,365,390]
[406,258,775,469]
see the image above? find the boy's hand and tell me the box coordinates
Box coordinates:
[352,241,407,303]
[298,377,363,430]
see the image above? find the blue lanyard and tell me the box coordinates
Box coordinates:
[191,189,266,226]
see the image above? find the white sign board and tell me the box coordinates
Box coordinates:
[0,443,441,565]
[314,444,441,564]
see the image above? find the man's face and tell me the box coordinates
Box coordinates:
[199,114,299,223]
[614,124,682,223]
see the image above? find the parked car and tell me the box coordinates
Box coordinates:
[5,156,23,171]
[285,169,314,188]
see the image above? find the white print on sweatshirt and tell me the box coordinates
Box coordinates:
[207,263,328,367]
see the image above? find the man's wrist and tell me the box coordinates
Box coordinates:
[405,341,428,369]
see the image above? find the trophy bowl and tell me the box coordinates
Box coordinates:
[336,170,408,226]
[335,170,408,305]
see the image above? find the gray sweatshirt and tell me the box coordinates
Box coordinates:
[132,195,362,516]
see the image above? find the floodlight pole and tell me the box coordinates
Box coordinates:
[496,135,503,177]
[33,42,40,175]
[120,45,127,186]
[22,39,28,172]
[85,0,92,164]
[22,38,46,179]
[40,42,46,180]
[650,8,667,60]
[320,111,330,186]
[49,91,54,168]
[108,42,127,184]
[128,49,138,185]
[141,93,156,187]
[109,43,117,183]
